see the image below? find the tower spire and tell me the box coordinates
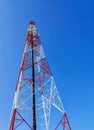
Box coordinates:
[8,21,72,130]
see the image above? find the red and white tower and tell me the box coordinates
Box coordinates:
[8,21,72,130]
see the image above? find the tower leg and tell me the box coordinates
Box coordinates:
[55,112,71,130]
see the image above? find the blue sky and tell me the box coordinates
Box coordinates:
[0,0,94,130]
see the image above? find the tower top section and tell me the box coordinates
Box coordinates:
[28,20,37,34]
[29,20,35,25]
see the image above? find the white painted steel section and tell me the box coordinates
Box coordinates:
[42,95,49,130]
[28,24,37,34]
[50,76,65,112]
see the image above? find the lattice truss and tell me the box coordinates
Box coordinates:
[8,21,71,130]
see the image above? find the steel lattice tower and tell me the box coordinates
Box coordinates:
[8,21,71,130]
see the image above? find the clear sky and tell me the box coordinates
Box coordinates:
[0,0,94,130]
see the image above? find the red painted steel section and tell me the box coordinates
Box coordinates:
[54,112,71,130]
[29,21,35,25]
[16,111,33,130]
[9,109,16,130]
